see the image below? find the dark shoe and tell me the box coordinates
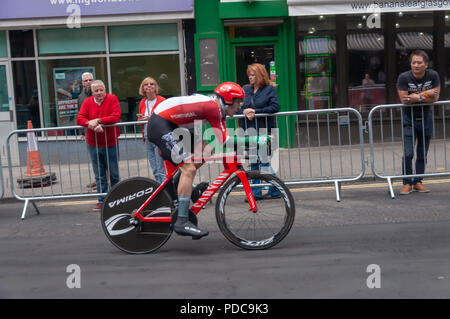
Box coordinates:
[264,193,281,200]
[191,182,209,203]
[92,202,102,211]
[264,187,281,199]
[173,218,209,238]
[87,181,97,189]
[400,184,413,195]
[413,182,430,193]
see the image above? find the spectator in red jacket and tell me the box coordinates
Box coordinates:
[77,80,121,211]
[137,77,166,184]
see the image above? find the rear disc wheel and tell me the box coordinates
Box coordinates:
[101,177,173,254]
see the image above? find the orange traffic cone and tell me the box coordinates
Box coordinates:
[25,120,47,177]
[17,121,56,188]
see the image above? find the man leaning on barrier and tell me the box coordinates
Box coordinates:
[76,80,121,211]
[77,72,97,189]
[397,50,440,195]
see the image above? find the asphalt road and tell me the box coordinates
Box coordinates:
[1,179,450,299]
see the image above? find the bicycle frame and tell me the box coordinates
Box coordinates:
[132,155,258,223]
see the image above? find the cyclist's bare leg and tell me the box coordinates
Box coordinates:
[173,143,209,238]
[177,140,209,196]
[177,162,197,196]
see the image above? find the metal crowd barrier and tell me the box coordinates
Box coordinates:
[227,108,365,201]
[368,101,450,198]
[5,108,366,219]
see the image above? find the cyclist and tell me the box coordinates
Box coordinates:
[148,82,268,238]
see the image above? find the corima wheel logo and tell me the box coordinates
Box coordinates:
[107,187,154,208]
[105,207,171,237]
[105,214,135,236]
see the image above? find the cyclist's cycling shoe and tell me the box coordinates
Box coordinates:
[173,218,209,239]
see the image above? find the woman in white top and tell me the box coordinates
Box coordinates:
[137,77,166,184]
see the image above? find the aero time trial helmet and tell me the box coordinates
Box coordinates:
[214,82,245,105]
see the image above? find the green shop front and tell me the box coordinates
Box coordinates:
[194,0,298,147]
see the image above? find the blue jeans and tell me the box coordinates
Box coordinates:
[402,128,431,186]
[145,140,166,185]
[88,144,120,203]
[250,162,281,198]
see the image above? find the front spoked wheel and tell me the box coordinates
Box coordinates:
[101,177,173,254]
[215,172,295,250]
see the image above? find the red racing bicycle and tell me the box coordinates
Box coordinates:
[101,154,295,254]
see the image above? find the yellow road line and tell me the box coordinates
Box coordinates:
[37,178,450,207]
[39,200,97,207]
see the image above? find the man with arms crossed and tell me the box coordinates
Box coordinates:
[397,50,440,195]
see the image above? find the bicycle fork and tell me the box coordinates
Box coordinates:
[235,170,258,213]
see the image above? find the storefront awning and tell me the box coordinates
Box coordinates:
[298,32,447,54]
[287,0,449,16]
[396,32,433,50]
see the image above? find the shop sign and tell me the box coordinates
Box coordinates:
[287,0,450,16]
[0,0,193,20]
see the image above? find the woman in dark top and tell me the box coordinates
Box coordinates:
[239,63,280,199]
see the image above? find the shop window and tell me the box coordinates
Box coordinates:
[39,58,108,128]
[297,35,336,110]
[10,30,34,58]
[347,33,385,113]
[295,16,336,110]
[0,31,7,58]
[108,24,178,53]
[37,27,106,56]
[110,55,181,123]
[13,61,40,131]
